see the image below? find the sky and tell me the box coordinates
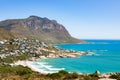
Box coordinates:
[0,0,120,39]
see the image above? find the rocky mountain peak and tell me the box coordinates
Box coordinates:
[24,16,66,32]
[0,16,84,43]
[28,15,41,19]
[28,16,49,21]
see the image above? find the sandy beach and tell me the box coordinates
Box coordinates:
[14,60,28,67]
[14,60,43,73]
[14,60,59,74]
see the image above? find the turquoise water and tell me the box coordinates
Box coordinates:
[30,40,120,74]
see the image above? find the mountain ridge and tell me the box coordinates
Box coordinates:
[0,16,84,43]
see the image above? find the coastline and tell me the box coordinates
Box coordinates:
[9,40,120,80]
[13,51,87,74]
[12,50,119,80]
[13,60,116,80]
[0,38,88,74]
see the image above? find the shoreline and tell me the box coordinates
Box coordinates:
[13,51,87,74]
[13,60,117,80]
[13,57,118,75]
[13,60,48,74]
[13,56,119,80]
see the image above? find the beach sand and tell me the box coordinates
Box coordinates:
[14,60,28,67]
[14,60,41,72]
[14,60,56,74]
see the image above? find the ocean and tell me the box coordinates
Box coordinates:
[28,40,120,74]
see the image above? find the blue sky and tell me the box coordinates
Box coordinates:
[0,0,120,39]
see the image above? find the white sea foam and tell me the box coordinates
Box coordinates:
[86,52,100,56]
[45,67,65,71]
[37,62,65,71]
[26,61,47,73]
[36,62,47,65]
[26,61,65,74]
[88,49,108,52]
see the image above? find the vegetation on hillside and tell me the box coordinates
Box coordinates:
[0,28,23,40]
[0,64,99,80]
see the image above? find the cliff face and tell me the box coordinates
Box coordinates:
[0,16,83,43]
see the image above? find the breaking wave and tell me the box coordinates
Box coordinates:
[26,61,65,74]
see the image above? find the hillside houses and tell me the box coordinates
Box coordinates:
[0,38,47,59]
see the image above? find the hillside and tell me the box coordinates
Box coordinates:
[0,16,84,43]
[0,28,23,40]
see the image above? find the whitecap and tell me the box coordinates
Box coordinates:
[26,61,65,74]
[86,52,100,56]
[45,67,65,71]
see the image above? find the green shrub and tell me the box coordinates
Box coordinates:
[90,72,99,78]
[72,72,79,78]
[59,70,69,75]
[14,66,33,76]
[47,73,62,79]
[47,70,69,79]
[64,72,79,79]
[0,65,33,76]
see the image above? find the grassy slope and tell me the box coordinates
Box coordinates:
[0,28,23,40]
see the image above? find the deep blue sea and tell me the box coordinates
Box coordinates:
[29,40,120,74]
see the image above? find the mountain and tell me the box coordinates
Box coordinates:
[0,28,23,40]
[0,16,84,43]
